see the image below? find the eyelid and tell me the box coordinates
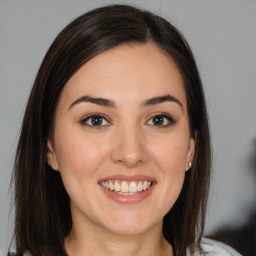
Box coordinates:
[80,113,112,127]
[146,113,176,127]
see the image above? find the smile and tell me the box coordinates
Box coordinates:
[100,180,152,195]
[98,175,156,203]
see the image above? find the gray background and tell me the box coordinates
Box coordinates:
[0,0,256,255]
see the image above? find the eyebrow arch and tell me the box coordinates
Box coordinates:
[68,94,183,110]
[69,95,116,109]
[142,95,183,110]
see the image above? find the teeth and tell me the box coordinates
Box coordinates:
[138,181,143,192]
[109,181,114,190]
[116,191,137,195]
[114,181,120,191]
[129,181,137,193]
[142,181,147,190]
[121,181,129,192]
[101,180,152,194]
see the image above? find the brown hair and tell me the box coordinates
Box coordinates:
[10,4,211,256]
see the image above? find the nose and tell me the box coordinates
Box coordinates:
[110,125,147,168]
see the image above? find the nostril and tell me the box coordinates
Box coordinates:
[110,132,147,167]
[114,158,144,168]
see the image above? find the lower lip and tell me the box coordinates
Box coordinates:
[100,184,155,204]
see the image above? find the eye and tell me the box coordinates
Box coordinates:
[147,114,176,127]
[80,114,110,127]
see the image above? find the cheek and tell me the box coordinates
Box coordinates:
[54,132,110,210]
[148,132,189,210]
[150,132,189,172]
[54,129,108,178]
[158,141,187,190]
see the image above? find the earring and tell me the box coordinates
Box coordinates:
[188,162,192,168]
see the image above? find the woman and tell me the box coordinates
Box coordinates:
[10,4,240,256]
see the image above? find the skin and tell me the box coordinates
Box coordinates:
[47,43,196,256]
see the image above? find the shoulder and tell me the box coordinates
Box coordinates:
[189,238,242,256]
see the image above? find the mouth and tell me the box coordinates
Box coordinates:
[100,180,153,195]
[98,175,156,204]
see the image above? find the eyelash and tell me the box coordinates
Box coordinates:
[146,113,176,127]
[80,113,176,128]
[80,113,111,127]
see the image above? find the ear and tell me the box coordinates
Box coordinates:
[47,140,59,171]
[186,130,197,171]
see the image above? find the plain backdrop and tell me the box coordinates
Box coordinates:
[0,0,256,255]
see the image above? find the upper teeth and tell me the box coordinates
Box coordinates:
[101,180,151,193]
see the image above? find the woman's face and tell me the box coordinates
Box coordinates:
[47,43,195,235]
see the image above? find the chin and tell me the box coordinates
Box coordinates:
[100,213,159,236]
[104,224,152,236]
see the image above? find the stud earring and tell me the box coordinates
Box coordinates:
[188,162,192,168]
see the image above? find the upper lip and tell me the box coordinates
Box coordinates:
[98,174,157,183]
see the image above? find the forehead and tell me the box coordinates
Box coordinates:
[59,43,186,109]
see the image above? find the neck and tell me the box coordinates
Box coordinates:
[65,215,173,256]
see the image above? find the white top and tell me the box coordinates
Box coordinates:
[4,238,242,256]
[190,238,242,256]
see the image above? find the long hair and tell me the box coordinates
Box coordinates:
[11,4,211,256]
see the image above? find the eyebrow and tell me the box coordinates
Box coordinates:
[69,96,116,109]
[143,95,183,110]
[68,94,183,110]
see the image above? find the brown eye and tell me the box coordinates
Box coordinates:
[152,116,164,125]
[147,114,176,127]
[81,115,110,127]
[91,116,103,126]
